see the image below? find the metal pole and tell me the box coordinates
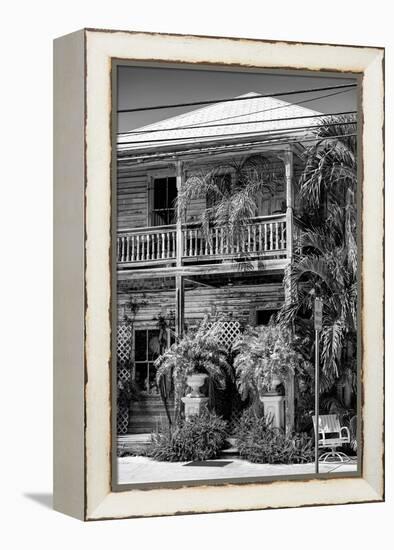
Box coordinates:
[314,328,320,474]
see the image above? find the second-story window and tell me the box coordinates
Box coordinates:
[152,177,177,226]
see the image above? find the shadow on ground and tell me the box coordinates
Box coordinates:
[24,493,53,509]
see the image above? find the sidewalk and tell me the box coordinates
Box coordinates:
[117,455,358,485]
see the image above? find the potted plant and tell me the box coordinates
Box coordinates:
[155,319,232,421]
[232,325,304,404]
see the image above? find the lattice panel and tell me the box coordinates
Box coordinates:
[118,367,131,383]
[117,323,132,366]
[117,408,129,435]
[207,320,241,350]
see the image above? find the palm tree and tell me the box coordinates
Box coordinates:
[177,155,283,250]
[278,115,357,397]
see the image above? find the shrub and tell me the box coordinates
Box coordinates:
[146,411,228,462]
[235,408,314,464]
[232,325,306,402]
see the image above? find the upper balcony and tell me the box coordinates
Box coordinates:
[117,213,288,271]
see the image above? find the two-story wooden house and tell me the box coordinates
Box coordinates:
[116,92,320,434]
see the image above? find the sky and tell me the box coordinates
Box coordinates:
[117,65,358,134]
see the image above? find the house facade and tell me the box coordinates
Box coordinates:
[116,93,320,434]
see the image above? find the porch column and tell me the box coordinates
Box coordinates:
[283,149,295,434]
[284,149,294,260]
[175,160,184,268]
[175,275,185,339]
[175,160,185,340]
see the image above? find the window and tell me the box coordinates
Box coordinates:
[151,177,177,226]
[134,329,160,394]
[256,309,277,325]
[134,328,175,394]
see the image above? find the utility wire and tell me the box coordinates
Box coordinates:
[147,87,354,132]
[119,88,354,137]
[117,83,357,114]
[118,133,358,165]
[118,120,357,146]
[119,110,357,136]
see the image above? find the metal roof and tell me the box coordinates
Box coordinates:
[117,92,321,153]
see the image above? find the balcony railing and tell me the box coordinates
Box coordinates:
[117,214,287,266]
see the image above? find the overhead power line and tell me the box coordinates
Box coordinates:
[117,120,357,146]
[117,83,357,114]
[152,88,355,131]
[120,110,357,136]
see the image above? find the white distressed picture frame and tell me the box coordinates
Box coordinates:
[53,29,384,521]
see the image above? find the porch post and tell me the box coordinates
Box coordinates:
[175,275,184,339]
[175,160,185,339]
[175,160,184,268]
[284,149,294,260]
[283,148,295,434]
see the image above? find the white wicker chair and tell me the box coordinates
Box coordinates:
[312,414,351,462]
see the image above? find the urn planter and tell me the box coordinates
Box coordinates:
[182,373,209,420]
[186,373,208,397]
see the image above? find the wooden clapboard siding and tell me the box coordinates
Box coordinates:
[118,283,284,327]
[129,396,174,434]
[116,153,293,232]
[117,170,148,229]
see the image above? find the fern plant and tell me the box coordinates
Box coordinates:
[155,319,232,421]
[232,325,308,404]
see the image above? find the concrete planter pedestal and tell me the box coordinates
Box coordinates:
[260,393,285,429]
[181,396,209,420]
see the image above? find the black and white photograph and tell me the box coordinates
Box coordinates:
[114,63,360,486]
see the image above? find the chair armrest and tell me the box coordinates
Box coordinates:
[340,426,350,440]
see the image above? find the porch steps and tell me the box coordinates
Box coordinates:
[128,396,174,434]
[220,437,239,458]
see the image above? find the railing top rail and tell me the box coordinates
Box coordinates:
[118,224,177,235]
[118,213,287,235]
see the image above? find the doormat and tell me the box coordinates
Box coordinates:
[183,460,233,467]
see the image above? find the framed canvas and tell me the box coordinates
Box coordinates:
[53,28,384,521]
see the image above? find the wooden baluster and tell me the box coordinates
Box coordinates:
[275,222,279,250]
[134,235,139,261]
[172,231,176,258]
[194,229,198,256]
[247,226,251,253]
[220,227,224,254]
[161,233,165,259]
[146,234,150,260]
[215,228,219,255]
[264,223,267,252]
[259,224,262,252]
[204,230,208,256]
[184,229,190,257]
[183,229,187,257]
[166,232,170,259]
[127,236,131,262]
[130,235,134,261]
[143,235,147,261]
[270,223,274,250]
[253,225,257,253]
